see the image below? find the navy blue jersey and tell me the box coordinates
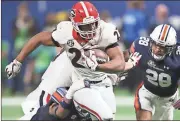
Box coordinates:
[130,37,180,97]
[31,101,91,121]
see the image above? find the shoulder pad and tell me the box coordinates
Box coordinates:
[56,21,72,30]
[101,20,120,47]
[175,43,180,56]
[52,21,73,44]
[129,37,150,53]
[165,46,180,70]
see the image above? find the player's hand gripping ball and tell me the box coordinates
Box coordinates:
[84,49,109,64]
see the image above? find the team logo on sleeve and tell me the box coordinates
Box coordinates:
[67,39,74,47]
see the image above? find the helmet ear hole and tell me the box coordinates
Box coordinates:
[70,9,76,18]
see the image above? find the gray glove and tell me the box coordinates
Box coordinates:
[5,59,22,79]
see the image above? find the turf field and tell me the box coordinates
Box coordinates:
[2,96,180,120]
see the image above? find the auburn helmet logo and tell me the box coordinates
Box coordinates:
[70,9,76,18]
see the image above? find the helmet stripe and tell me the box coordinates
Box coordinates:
[80,1,89,17]
[160,24,169,41]
[164,26,171,42]
[158,24,164,39]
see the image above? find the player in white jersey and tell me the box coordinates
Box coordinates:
[19,51,74,119]
[5,1,141,120]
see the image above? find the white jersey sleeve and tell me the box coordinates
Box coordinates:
[100,21,120,50]
[51,21,73,45]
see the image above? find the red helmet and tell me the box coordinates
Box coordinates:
[70,1,100,40]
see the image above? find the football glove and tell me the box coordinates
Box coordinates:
[5,59,22,79]
[128,52,142,67]
[81,50,98,71]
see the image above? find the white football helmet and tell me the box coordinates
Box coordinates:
[150,24,177,61]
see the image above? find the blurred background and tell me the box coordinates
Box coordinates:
[1,0,180,120]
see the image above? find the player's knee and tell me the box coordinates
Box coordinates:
[90,109,113,120]
[95,115,113,121]
[90,113,113,121]
[100,110,113,121]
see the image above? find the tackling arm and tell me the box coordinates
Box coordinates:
[123,41,142,71]
[123,50,133,70]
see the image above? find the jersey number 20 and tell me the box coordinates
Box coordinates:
[146,69,172,87]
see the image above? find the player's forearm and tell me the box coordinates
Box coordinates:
[123,50,137,70]
[124,62,134,71]
[123,50,130,61]
[97,58,125,73]
[16,31,54,62]
[16,38,40,62]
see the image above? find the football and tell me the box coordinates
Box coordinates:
[84,49,109,64]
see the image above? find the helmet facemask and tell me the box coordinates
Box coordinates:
[149,38,176,61]
[72,16,100,40]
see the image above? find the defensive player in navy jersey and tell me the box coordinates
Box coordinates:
[124,24,180,120]
[30,87,92,121]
